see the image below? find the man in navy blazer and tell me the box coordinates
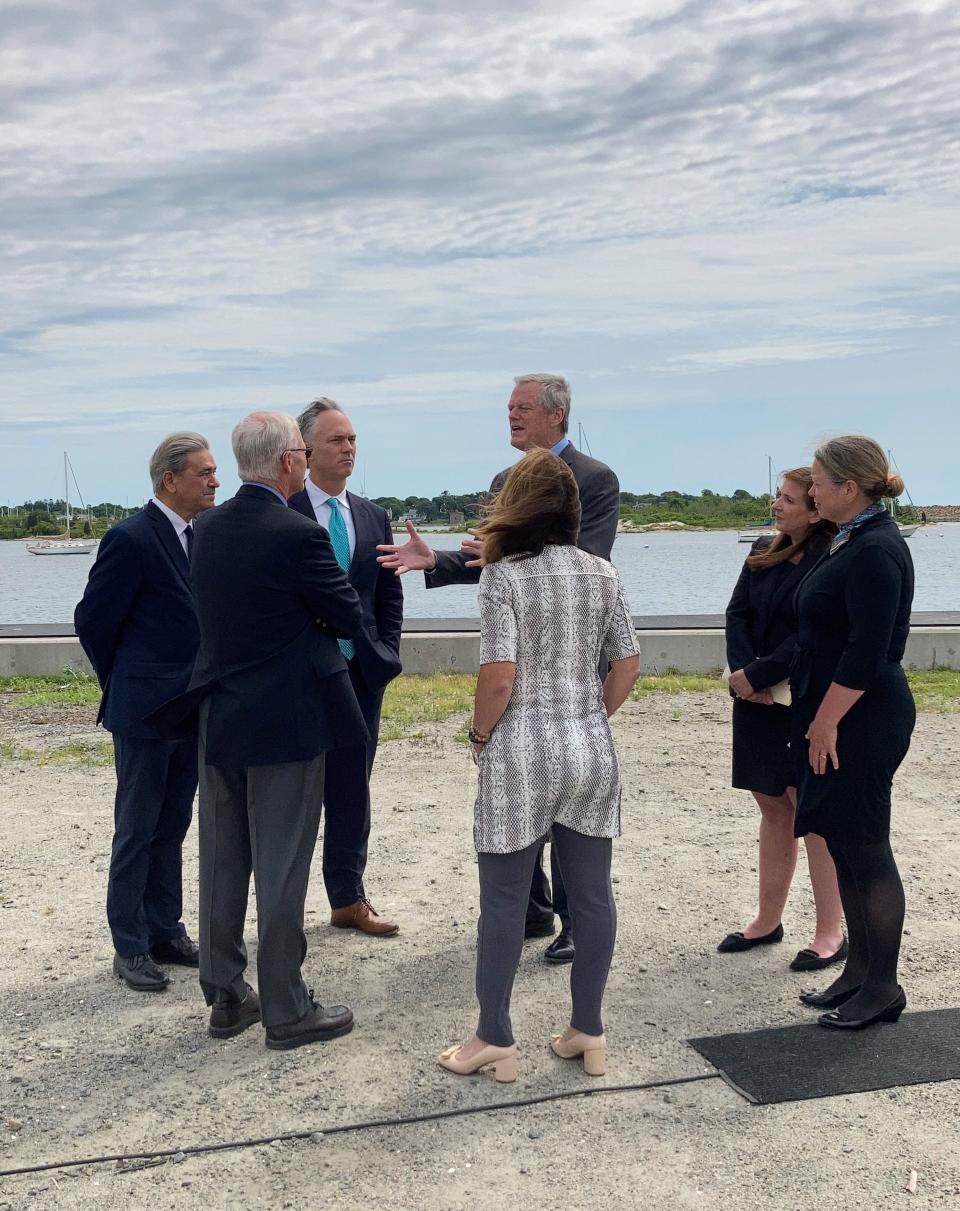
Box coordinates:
[288,398,403,937]
[163,411,367,1049]
[74,432,219,992]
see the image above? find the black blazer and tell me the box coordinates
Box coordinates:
[287,487,403,695]
[150,485,365,766]
[74,500,200,740]
[795,511,914,693]
[725,530,831,692]
[426,442,620,588]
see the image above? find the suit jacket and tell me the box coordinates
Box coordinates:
[426,442,620,588]
[725,530,831,691]
[287,487,403,695]
[149,485,365,767]
[74,500,200,740]
[794,511,914,694]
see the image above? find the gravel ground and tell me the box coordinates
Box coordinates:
[1,691,959,1210]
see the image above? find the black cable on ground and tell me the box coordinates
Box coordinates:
[0,1070,720,1180]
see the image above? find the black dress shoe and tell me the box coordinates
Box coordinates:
[544,928,575,965]
[789,936,848,972]
[113,952,169,992]
[151,935,200,967]
[818,987,907,1031]
[716,923,783,953]
[525,916,556,940]
[209,985,262,1039]
[265,995,354,1051]
[798,983,861,1009]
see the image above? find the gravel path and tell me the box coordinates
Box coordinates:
[1,691,959,1209]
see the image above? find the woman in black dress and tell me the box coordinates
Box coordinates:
[720,468,843,969]
[794,436,915,1030]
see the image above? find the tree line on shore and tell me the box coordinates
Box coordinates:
[0,487,918,540]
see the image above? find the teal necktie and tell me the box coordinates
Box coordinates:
[327,497,355,661]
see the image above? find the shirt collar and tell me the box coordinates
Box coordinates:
[243,481,289,506]
[551,437,571,455]
[306,478,350,510]
[151,496,190,535]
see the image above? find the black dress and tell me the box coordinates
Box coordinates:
[792,512,916,844]
[725,533,829,796]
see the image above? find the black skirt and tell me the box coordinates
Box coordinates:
[731,697,794,796]
[793,663,916,844]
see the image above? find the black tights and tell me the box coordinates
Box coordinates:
[821,835,905,1016]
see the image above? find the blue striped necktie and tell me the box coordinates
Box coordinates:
[327,497,355,660]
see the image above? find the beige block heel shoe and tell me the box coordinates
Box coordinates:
[437,1041,518,1082]
[550,1029,606,1076]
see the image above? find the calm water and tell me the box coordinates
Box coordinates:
[2,525,958,624]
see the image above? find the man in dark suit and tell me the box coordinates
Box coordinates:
[75,432,219,991]
[165,411,366,1049]
[376,374,620,965]
[288,399,403,937]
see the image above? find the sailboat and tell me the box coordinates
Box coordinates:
[738,456,776,542]
[25,454,99,555]
[885,450,919,539]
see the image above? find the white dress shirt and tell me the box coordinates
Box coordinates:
[305,479,356,560]
[151,496,192,558]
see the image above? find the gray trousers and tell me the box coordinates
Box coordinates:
[197,713,325,1028]
[476,823,616,1046]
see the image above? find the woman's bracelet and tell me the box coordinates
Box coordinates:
[468,726,491,745]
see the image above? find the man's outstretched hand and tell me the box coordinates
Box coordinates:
[376,520,438,575]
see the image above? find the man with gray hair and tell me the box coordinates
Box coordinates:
[156,411,366,1048]
[377,374,621,966]
[76,432,219,992]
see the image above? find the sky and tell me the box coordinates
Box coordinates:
[2,0,958,507]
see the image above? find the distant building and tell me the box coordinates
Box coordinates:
[448,510,465,527]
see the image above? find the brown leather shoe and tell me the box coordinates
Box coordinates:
[208,984,261,1039]
[330,897,399,937]
[265,1001,354,1051]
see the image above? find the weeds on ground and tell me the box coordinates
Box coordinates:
[0,668,100,707]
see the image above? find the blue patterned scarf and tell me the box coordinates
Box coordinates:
[829,500,886,555]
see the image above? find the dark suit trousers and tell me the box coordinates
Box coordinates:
[322,662,383,909]
[107,735,196,958]
[197,711,326,1027]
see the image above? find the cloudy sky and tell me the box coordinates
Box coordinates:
[2,0,958,506]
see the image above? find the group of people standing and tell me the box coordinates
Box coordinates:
[74,373,916,1076]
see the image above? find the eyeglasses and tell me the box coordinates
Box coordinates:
[286,447,311,456]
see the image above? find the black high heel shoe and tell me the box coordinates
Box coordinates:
[798,983,861,1009]
[817,987,907,1031]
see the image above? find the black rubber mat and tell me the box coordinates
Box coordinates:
[688,1008,960,1104]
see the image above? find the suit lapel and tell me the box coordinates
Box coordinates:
[346,492,374,578]
[146,501,190,589]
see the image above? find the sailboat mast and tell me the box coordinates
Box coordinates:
[64,451,71,538]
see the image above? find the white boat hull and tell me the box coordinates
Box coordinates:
[26,540,97,555]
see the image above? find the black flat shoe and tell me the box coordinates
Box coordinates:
[818,987,907,1031]
[113,952,169,992]
[717,923,783,953]
[789,936,848,972]
[799,983,861,1009]
[524,917,556,940]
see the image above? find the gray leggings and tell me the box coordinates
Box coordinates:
[476,823,616,1046]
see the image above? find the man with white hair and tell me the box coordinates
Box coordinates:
[377,374,621,966]
[76,432,219,992]
[158,411,366,1049]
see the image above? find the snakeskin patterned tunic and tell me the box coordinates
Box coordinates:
[474,544,639,854]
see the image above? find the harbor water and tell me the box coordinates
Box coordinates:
[1,525,957,625]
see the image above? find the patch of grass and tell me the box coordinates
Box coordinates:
[0,737,113,766]
[0,669,100,707]
[906,669,960,713]
[380,673,475,741]
[632,673,724,698]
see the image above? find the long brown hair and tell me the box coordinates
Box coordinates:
[475,447,581,565]
[746,467,835,571]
